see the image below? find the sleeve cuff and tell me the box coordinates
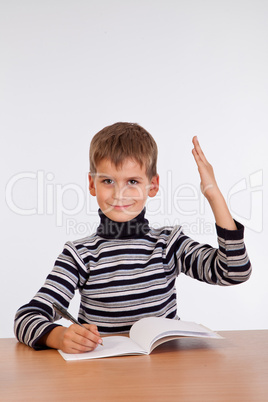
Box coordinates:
[31,323,62,351]
[215,220,244,240]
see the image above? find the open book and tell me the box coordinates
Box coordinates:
[58,317,222,361]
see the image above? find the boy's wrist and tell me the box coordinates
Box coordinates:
[204,188,237,230]
[203,184,222,204]
[37,326,66,350]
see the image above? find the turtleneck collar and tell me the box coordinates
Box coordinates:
[96,208,150,239]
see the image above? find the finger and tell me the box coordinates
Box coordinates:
[82,324,103,341]
[192,136,202,163]
[85,323,100,335]
[67,341,96,354]
[192,147,200,165]
[192,136,200,152]
[71,334,99,353]
[192,135,198,147]
[61,332,96,354]
[192,136,208,163]
[76,324,103,345]
[69,325,103,350]
[192,146,204,168]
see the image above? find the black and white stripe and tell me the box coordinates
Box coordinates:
[14,221,251,349]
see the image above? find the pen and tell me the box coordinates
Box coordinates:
[52,302,103,346]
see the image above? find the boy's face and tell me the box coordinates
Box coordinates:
[88,158,159,222]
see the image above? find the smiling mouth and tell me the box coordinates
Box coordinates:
[110,204,134,210]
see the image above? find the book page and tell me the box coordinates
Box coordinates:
[58,335,146,361]
[129,317,221,353]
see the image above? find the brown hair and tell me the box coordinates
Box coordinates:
[89,122,158,178]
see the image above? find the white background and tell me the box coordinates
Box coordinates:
[1,0,267,338]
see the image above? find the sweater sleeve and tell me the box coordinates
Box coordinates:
[177,220,252,285]
[14,241,88,350]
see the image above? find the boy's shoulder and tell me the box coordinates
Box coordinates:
[149,225,182,238]
[149,224,183,237]
[67,232,100,248]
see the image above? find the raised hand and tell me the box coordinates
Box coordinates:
[191,136,237,230]
[191,136,219,200]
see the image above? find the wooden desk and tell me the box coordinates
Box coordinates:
[0,331,267,401]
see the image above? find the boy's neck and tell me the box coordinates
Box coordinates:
[96,208,149,239]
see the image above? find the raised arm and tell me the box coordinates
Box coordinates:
[192,136,237,230]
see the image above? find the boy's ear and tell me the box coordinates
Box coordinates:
[148,174,159,197]
[88,173,96,196]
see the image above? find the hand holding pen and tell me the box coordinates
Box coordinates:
[51,302,103,353]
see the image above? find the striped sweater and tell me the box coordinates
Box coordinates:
[14,211,251,349]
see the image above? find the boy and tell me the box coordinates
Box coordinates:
[14,122,251,353]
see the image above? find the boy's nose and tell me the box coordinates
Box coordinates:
[113,184,128,200]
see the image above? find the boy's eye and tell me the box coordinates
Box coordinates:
[103,179,114,185]
[128,180,138,185]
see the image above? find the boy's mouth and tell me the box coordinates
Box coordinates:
[112,204,134,210]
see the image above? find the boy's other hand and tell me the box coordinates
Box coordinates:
[42,323,103,354]
[59,323,103,354]
[192,136,219,201]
